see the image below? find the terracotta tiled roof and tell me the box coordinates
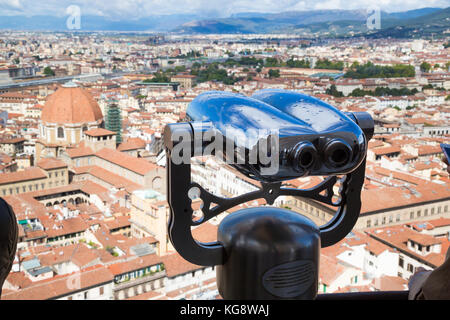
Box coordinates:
[0,167,46,185]
[95,148,158,176]
[366,225,448,267]
[117,137,146,151]
[162,252,202,278]
[74,165,142,192]
[66,145,94,158]
[360,182,450,214]
[39,243,99,268]
[108,254,163,276]
[44,216,89,238]
[372,146,401,156]
[319,254,347,285]
[84,128,115,137]
[1,265,114,300]
[36,158,67,170]
[370,276,408,291]
[5,271,33,290]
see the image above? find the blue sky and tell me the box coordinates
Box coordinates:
[0,0,448,18]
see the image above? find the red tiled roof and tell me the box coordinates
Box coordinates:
[1,265,114,300]
[36,158,68,170]
[95,148,158,176]
[0,167,46,185]
[161,252,203,278]
[108,254,163,276]
[84,128,115,137]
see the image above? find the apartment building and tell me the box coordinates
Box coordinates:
[0,158,68,197]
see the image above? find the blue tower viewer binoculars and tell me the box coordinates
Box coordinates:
[164,89,374,299]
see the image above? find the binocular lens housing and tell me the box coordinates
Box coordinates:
[323,139,353,168]
[289,141,317,172]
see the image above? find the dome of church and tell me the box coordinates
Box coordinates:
[41,83,103,124]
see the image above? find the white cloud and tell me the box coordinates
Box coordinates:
[1,0,448,18]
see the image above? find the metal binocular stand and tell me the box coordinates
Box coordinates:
[164,90,408,300]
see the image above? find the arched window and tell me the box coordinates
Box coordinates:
[57,127,65,138]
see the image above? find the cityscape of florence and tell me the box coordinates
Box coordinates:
[0,0,448,308]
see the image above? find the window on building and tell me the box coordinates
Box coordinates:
[396,214,400,222]
[407,264,414,273]
[399,256,404,268]
[444,205,448,213]
[57,127,65,139]
[424,209,428,216]
[99,286,104,295]
[438,207,441,214]
[431,208,435,215]
[410,211,414,219]
[367,220,371,228]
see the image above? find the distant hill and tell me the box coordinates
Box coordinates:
[173,9,370,34]
[364,7,450,38]
[173,7,449,37]
[0,6,447,38]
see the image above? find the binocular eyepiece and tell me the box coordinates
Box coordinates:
[289,138,353,173]
[289,141,317,171]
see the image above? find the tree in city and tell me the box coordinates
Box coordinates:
[268,69,280,78]
[420,62,431,73]
[43,66,55,76]
[325,85,343,97]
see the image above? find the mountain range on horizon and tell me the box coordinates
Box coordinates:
[0,6,448,38]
